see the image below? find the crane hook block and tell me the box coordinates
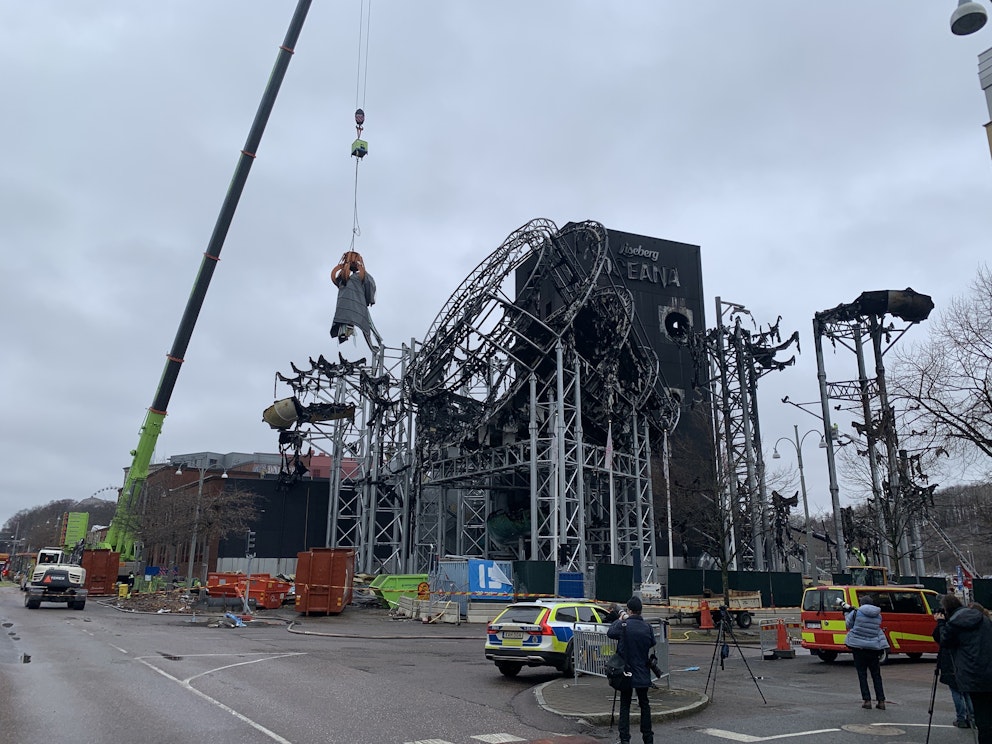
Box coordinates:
[355,108,365,127]
[351,138,368,158]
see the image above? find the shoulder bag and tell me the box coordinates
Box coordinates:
[605,622,633,691]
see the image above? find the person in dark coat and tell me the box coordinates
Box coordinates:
[602,603,622,624]
[933,594,973,727]
[941,599,992,744]
[607,596,655,744]
[844,595,888,709]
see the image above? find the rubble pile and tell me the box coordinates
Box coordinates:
[110,588,201,614]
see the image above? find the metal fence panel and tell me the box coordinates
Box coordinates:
[571,620,669,687]
[758,618,803,659]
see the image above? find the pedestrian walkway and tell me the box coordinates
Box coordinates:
[535,676,708,726]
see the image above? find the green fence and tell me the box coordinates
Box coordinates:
[667,569,804,607]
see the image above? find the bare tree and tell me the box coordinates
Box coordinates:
[831,425,948,578]
[197,483,260,551]
[137,477,260,577]
[928,482,992,573]
[891,265,992,464]
[138,481,197,570]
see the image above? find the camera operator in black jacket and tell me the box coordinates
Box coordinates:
[607,596,656,744]
[940,599,992,744]
[933,594,974,727]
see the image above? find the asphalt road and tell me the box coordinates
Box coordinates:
[0,587,597,744]
[0,587,972,744]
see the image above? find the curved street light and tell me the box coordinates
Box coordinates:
[951,0,988,36]
[170,456,222,587]
[773,425,825,578]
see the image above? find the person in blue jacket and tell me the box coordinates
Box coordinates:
[844,595,889,709]
[607,596,656,744]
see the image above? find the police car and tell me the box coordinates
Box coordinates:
[484,598,614,677]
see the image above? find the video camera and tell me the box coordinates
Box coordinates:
[834,597,854,613]
[649,652,662,679]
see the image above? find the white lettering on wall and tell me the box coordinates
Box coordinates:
[624,262,682,287]
[615,242,681,287]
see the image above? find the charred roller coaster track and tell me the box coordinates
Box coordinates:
[269,218,680,577]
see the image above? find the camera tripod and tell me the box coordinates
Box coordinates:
[703,606,766,704]
[927,647,979,744]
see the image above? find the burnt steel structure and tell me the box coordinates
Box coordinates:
[268,219,707,578]
[267,344,417,574]
[812,289,934,576]
[683,301,800,572]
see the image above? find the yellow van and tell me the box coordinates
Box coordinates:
[800,584,940,663]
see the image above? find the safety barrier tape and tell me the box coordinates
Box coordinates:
[207,581,802,610]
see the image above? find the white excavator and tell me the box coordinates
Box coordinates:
[23,545,87,610]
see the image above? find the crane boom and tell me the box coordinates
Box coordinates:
[104,1,313,562]
[924,514,979,579]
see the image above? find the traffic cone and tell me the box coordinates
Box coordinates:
[699,600,715,630]
[774,618,795,658]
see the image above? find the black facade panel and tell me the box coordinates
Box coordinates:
[595,562,635,603]
[667,568,803,608]
[551,223,713,473]
[216,477,330,559]
[602,226,705,407]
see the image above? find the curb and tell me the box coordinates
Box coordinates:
[534,682,709,726]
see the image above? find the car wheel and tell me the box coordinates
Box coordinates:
[561,641,575,676]
[25,596,40,610]
[496,661,523,678]
[72,599,86,610]
[816,650,838,663]
[907,652,922,661]
[736,612,752,629]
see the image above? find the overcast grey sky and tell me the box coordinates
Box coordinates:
[2,2,990,528]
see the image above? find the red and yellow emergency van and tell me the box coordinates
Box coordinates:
[800,584,940,663]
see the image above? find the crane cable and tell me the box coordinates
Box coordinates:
[349,0,372,253]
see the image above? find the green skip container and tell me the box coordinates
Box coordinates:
[369,573,429,609]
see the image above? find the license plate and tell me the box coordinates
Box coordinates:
[502,631,524,639]
[806,621,821,629]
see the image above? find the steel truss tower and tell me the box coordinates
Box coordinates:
[269,343,417,574]
[409,219,677,580]
[686,300,799,571]
[268,219,680,580]
[813,289,933,576]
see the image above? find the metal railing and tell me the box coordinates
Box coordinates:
[571,619,669,687]
[758,618,803,659]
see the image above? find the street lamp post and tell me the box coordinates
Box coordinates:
[173,456,220,587]
[773,425,824,578]
[187,467,206,588]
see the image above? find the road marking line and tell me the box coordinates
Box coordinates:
[404,740,455,744]
[700,728,841,742]
[135,652,305,744]
[180,652,305,685]
[472,736,527,743]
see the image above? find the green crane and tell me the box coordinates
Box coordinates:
[102,1,312,565]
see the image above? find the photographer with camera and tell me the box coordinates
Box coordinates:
[607,596,656,744]
[842,595,889,710]
[603,603,623,623]
[939,596,992,744]
[932,595,974,728]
